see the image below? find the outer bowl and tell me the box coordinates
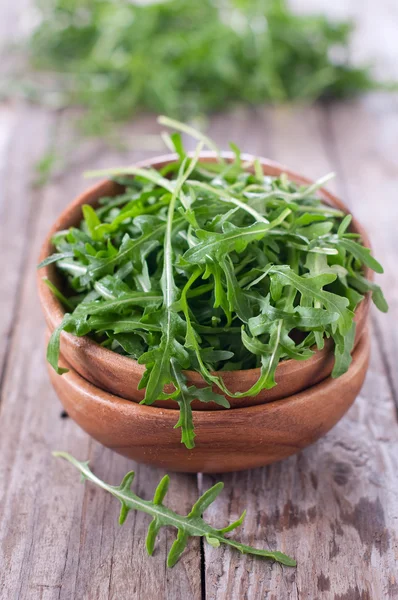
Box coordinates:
[38,154,371,409]
[48,329,370,473]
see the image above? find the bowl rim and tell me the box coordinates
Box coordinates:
[52,327,370,421]
[37,152,372,381]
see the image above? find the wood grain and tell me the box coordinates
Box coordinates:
[326,96,398,415]
[0,105,56,383]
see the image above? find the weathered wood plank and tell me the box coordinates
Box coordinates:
[201,106,398,599]
[0,104,56,383]
[326,96,398,411]
[0,114,202,600]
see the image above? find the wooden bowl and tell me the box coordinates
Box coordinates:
[48,329,370,473]
[38,154,371,409]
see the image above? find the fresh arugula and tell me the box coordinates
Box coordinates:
[20,0,386,136]
[54,451,296,568]
[39,117,387,448]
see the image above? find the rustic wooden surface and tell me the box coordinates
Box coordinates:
[1,2,397,599]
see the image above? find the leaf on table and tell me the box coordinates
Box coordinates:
[53,453,297,568]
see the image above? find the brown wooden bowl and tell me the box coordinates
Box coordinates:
[38,153,371,409]
[48,329,370,473]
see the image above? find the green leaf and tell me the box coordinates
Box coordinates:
[76,292,162,316]
[42,277,74,310]
[37,252,74,269]
[332,321,356,378]
[248,298,339,336]
[158,116,223,162]
[46,316,72,375]
[337,214,352,236]
[140,148,203,410]
[183,209,291,263]
[55,452,296,568]
[167,361,230,448]
[348,273,389,313]
[167,530,189,567]
[187,180,269,224]
[269,266,353,335]
[337,238,384,273]
[170,360,196,449]
[193,387,230,409]
[221,256,252,323]
[82,204,103,241]
[86,166,174,193]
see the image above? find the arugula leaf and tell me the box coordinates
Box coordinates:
[187,180,269,224]
[335,238,384,274]
[332,321,356,378]
[168,360,229,449]
[76,293,163,316]
[183,209,291,263]
[42,277,74,311]
[139,143,206,413]
[38,252,74,268]
[348,273,388,313]
[220,256,252,324]
[159,116,224,162]
[82,204,103,241]
[81,216,185,284]
[268,266,353,335]
[54,452,296,568]
[46,316,72,375]
[249,302,339,335]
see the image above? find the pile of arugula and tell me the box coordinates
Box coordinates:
[25,0,381,133]
[39,117,387,449]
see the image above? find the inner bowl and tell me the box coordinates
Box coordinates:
[48,329,370,473]
[38,153,371,409]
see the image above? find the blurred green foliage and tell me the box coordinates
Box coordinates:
[29,0,377,133]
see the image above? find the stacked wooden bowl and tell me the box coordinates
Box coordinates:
[38,156,371,473]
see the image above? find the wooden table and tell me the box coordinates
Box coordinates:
[1,2,397,599]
